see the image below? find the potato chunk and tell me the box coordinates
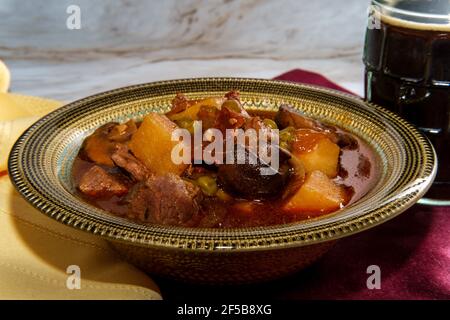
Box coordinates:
[292,130,340,178]
[283,170,346,214]
[129,113,188,175]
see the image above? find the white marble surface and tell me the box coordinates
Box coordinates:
[1,0,369,102]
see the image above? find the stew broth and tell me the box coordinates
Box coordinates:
[72,105,378,228]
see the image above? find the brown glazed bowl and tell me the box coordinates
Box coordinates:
[8,78,436,284]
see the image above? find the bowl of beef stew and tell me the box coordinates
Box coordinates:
[8,78,436,284]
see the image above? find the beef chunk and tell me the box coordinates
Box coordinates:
[78,165,129,197]
[276,105,325,130]
[126,182,152,220]
[128,174,203,227]
[166,93,190,116]
[214,104,247,132]
[276,104,359,150]
[224,90,240,101]
[276,105,339,142]
[111,143,150,181]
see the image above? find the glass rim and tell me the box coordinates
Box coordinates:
[372,0,450,26]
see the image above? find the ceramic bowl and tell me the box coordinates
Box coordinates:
[8,78,436,284]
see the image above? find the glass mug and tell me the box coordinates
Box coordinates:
[363,0,450,205]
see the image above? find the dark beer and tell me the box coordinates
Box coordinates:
[364,10,450,203]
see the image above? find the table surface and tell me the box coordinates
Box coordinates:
[2,0,368,102]
[6,57,365,102]
[155,204,450,300]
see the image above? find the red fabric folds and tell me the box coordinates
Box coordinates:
[273,69,450,300]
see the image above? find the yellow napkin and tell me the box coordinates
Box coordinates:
[0,61,162,300]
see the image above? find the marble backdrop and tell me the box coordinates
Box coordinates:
[0,0,370,101]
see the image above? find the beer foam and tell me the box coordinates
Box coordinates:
[380,13,450,32]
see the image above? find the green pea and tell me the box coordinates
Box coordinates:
[263,118,278,129]
[222,99,242,113]
[279,127,295,142]
[196,176,218,196]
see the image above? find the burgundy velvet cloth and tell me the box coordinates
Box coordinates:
[275,69,355,95]
[158,69,450,300]
[274,69,449,299]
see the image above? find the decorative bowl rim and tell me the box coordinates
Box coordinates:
[8,77,437,252]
